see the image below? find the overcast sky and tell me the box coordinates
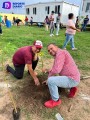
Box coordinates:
[27,0,82,6]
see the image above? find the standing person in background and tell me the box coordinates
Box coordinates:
[30,17,33,26]
[56,13,61,36]
[0,15,3,35]
[81,15,89,31]
[4,16,8,24]
[12,17,16,26]
[75,16,79,28]
[49,11,55,37]
[44,16,50,31]
[25,16,28,26]
[2,16,5,26]
[63,13,80,50]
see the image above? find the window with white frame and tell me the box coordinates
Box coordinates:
[26,8,29,15]
[55,5,60,14]
[86,3,90,12]
[33,7,37,14]
[45,6,50,14]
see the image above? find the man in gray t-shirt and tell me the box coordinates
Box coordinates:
[56,13,61,35]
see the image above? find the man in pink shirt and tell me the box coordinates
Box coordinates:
[42,43,80,108]
[6,40,43,86]
[63,13,80,50]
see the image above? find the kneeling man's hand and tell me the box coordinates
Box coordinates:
[42,80,47,85]
[34,78,40,86]
[42,68,49,73]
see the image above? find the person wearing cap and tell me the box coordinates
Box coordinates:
[56,13,61,36]
[6,40,43,86]
[49,11,55,37]
[42,43,80,108]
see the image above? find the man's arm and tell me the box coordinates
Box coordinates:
[48,52,65,77]
[69,26,80,32]
[27,64,40,86]
[87,19,89,23]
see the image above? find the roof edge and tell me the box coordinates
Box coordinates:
[25,1,79,7]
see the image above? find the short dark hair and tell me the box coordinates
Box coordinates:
[51,11,54,14]
[47,43,57,47]
[58,13,61,15]
[68,13,74,19]
[46,16,48,18]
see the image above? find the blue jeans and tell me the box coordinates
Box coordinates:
[47,76,79,101]
[7,59,38,79]
[50,22,54,34]
[81,23,87,31]
[56,23,60,35]
[63,33,75,49]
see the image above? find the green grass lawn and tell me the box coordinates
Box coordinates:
[0,25,90,120]
[0,25,90,75]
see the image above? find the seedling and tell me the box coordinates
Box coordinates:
[0,42,21,120]
[38,52,44,73]
[13,107,21,120]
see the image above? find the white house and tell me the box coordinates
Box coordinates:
[25,1,79,25]
[81,0,90,14]
[80,0,90,23]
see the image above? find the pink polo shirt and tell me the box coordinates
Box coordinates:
[66,20,76,35]
[48,49,80,82]
[49,14,54,24]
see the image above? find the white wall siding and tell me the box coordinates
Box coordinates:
[61,3,79,24]
[26,2,79,25]
[80,0,90,24]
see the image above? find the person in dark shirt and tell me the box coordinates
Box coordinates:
[75,16,79,28]
[6,40,43,86]
[81,15,89,31]
[15,17,23,26]
[30,17,33,26]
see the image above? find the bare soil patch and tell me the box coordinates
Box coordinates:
[0,59,90,120]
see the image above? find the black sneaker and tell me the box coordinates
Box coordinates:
[6,64,10,72]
